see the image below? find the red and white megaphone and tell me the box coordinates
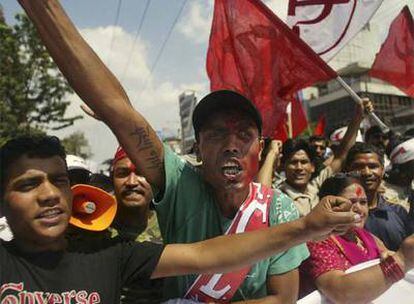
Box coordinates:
[70,184,117,231]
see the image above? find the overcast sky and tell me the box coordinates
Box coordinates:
[2,0,413,164]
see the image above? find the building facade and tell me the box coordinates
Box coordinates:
[178,91,197,154]
[305,23,414,136]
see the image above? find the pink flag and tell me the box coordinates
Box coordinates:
[207,0,336,138]
[287,0,384,62]
[369,6,414,98]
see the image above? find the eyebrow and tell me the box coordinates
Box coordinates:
[12,171,68,184]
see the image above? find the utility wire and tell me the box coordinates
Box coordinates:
[137,0,188,98]
[120,0,152,82]
[106,0,123,63]
[149,0,188,76]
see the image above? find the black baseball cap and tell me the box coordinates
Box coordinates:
[192,90,262,138]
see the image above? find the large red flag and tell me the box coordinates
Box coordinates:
[369,6,414,97]
[207,0,337,138]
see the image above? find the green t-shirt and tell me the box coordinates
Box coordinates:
[154,146,309,301]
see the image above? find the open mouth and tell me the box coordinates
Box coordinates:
[36,208,65,226]
[222,160,243,179]
[36,208,63,219]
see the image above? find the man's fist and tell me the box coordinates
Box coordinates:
[303,195,361,241]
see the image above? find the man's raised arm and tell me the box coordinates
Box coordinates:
[18,0,165,192]
[330,98,373,173]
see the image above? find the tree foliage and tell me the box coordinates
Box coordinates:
[0,13,81,145]
[61,131,92,159]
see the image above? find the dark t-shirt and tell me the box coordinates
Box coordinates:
[0,238,164,303]
[365,195,414,251]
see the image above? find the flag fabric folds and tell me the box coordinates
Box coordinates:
[313,115,326,136]
[369,6,414,98]
[273,94,308,142]
[291,95,308,138]
[287,0,384,62]
[207,0,336,138]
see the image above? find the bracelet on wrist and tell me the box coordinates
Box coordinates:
[380,255,405,283]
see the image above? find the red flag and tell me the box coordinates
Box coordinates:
[314,115,326,136]
[270,95,308,142]
[369,6,414,97]
[207,0,337,138]
[291,95,308,137]
[273,124,289,142]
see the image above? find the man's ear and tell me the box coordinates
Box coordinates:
[194,142,202,162]
[310,163,315,174]
[258,137,265,162]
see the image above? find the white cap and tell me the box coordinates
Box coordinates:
[330,127,363,144]
[66,154,91,172]
[390,138,414,165]
[0,217,13,242]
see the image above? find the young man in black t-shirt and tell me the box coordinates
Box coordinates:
[0,132,361,303]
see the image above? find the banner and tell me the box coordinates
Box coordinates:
[287,0,384,62]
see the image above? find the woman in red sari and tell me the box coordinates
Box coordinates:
[300,174,414,303]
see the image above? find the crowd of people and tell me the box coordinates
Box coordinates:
[1,1,414,303]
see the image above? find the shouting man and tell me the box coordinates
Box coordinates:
[18,1,360,302]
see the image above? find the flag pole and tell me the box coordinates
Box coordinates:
[286,102,293,138]
[335,76,390,133]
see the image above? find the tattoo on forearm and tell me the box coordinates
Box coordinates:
[130,125,153,151]
[129,125,163,170]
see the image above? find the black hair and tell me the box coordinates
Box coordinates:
[404,128,414,137]
[281,138,317,165]
[319,173,362,199]
[365,125,384,138]
[309,135,327,144]
[345,142,384,168]
[0,135,66,197]
[89,173,114,193]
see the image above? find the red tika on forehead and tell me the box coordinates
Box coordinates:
[113,146,127,165]
[356,185,363,197]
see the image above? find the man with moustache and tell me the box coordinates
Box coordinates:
[18,0,365,302]
[17,1,303,302]
[1,133,361,303]
[110,146,161,243]
[345,142,414,251]
[383,137,414,213]
[278,100,372,217]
